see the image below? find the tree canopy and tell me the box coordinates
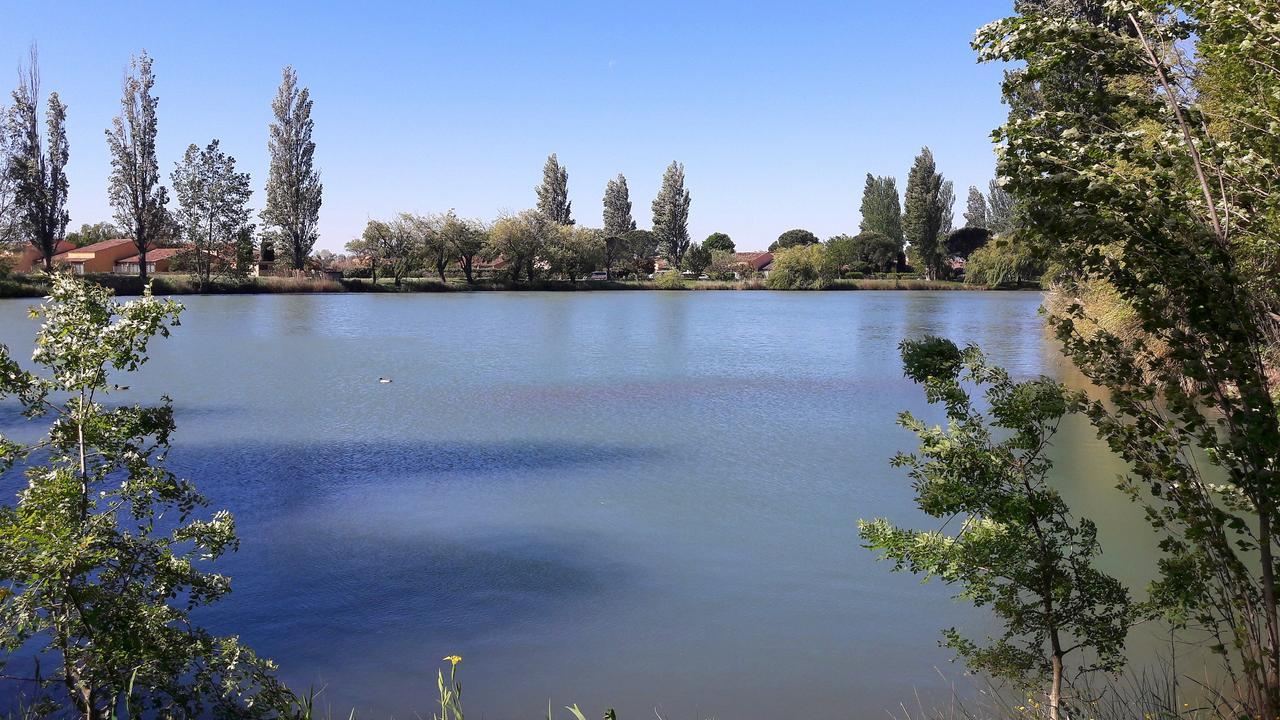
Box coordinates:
[768,228,819,252]
[651,161,691,267]
[262,66,322,271]
[702,232,734,254]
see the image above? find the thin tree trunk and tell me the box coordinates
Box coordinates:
[463,257,474,284]
[1259,507,1280,717]
[1049,652,1063,720]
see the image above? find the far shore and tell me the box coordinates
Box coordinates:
[0,273,1040,299]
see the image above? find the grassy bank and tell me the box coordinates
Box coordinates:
[0,274,1029,298]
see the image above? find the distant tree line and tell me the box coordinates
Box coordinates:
[0,47,1037,293]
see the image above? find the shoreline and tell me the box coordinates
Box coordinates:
[0,274,1039,298]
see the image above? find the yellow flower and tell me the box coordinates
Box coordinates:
[443,655,462,666]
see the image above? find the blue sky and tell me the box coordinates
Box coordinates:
[1,1,1013,252]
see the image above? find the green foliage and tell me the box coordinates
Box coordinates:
[547,225,604,281]
[619,228,657,279]
[945,226,990,261]
[601,173,634,238]
[902,147,952,281]
[986,179,1015,236]
[262,66,322,270]
[171,139,253,290]
[858,174,903,243]
[964,232,1043,288]
[234,226,255,274]
[861,337,1131,717]
[448,215,488,284]
[485,210,556,283]
[0,275,292,718]
[964,185,988,229]
[653,269,686,289]
[976,2,1280,715]
[536,153,573,226]
[106,50,169,280]
[702,232,734,254]
[65,222,123,248]
[5,48,69,271]
[826,231,900,274]
[765,244,832,289]
[768,228,819,252]
[651,161,691,267]
[705,250,740,281]
[681,242,712,275]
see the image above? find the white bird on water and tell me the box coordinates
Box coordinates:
[378,377,392,384]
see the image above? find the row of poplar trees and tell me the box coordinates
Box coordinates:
[0,47,323,281]
[856,149,1016,280]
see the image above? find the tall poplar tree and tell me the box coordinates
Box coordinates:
[651,161,691,267]
[938,180,955,237]
[986,179,1015,235]
[262,66,322,271]
[902,147,949,280]
[858,174,903,244]
[535,153,572,225]
[964,185,988,229]
[4,48,69,271]
[602,173,635,237]
[106,51,168,281]
[0,100,17,250]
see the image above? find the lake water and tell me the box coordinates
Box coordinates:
[0,291,1150,719]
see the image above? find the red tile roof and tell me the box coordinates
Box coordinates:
[118,247,186,264]
[733,251,773,270]
[70,238,136,254]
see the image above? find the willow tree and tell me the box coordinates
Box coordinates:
[106,51,169,281]
[4,47,69,271]
[977,2,1280,715]
[262,66,322,271]
[651,161,691,267]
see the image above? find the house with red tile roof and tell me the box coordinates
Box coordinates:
[732,251,774,277]
[468,255,508,277]
[114,246,186,275]
[53,238,138,274]
[10,241,76,273]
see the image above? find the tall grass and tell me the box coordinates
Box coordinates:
[891,658,1239,720]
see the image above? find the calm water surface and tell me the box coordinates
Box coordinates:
[0,291,1146,719]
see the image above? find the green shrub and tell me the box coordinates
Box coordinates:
[653,270,687,289]
[765,244,833,289]
[965,232,1045,287]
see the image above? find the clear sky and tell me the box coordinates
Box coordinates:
[1,1,1014,252]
